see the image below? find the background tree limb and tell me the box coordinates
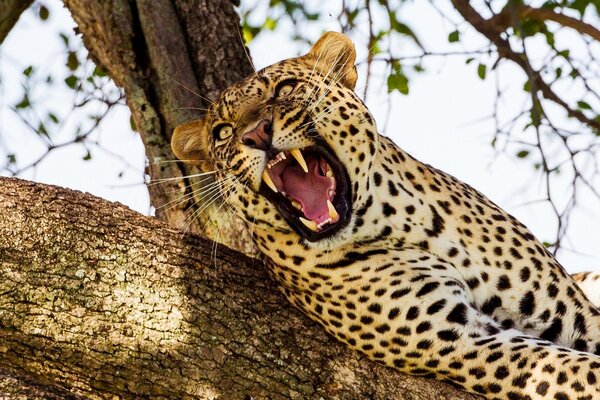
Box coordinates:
[0,177,481,399]
[489,5,600,42]
[0,0,34,45]
[451,0,600,132]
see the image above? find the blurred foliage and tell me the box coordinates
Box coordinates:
[1,0,600,253]
[0,1,127,175]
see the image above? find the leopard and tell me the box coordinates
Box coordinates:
[171,32,600,400]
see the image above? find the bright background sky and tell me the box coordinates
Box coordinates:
[1,1,599,273]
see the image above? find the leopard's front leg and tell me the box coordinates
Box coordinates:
[284,247,600,400]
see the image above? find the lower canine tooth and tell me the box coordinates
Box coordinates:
[291,200,303,210]
[262,171,278,193]
[327,200,339,220]
[290,148,309,173]
[299,217,318,232]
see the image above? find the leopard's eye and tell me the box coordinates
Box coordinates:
[275,79,297,98]
[213,124,233,146]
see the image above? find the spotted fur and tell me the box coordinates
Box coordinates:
[172,32,600,399]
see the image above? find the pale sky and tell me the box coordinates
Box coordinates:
[1,0,599,272]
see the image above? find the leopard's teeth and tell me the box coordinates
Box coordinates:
[291,200,303,211]
[317,218,332,228]
[326,163,333,177]
[290,148,309,173]
[327,200,339,220]
[299,217,318,232]
[262,170,278,193]
[267,152,287,168]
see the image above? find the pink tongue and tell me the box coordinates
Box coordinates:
[281,155,334,222]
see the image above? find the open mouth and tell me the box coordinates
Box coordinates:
[259,143,352,241]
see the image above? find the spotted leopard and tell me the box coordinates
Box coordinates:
[172,32,600,399]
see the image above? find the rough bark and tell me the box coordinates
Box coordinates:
[0,0,33,45]
[62,0,255,254]
[0,177,481,400]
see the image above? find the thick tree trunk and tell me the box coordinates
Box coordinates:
[0,177,480,400]
[62,0,255,254]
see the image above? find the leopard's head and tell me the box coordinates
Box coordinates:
[172,32,378,244]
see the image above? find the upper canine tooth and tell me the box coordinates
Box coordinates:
[262,171,278,193]
[327,200,339,220]
[290,148,309,173]
[299,217,318,232]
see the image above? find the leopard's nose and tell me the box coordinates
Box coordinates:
[241,119,272,151]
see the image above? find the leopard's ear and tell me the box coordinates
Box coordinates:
[302,32,357,90]
[171,119,209,167]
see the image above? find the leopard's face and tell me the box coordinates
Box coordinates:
[173,33,378,246]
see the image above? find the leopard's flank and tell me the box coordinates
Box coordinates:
[172,32,600,399]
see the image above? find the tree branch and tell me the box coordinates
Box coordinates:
[0,177,481,400]
[62,0,255,254]
[490,5,600,43]
[451,0,600,132]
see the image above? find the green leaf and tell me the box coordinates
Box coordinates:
[544,31,555,46]
[130,115,137,131]
[555,67,562,79]
[518,19,546,37]
[59,32,69,47]
[23,66,33,77]
[477,63,487,80]
[370,39,382,56]
[516,150,529,158]
[465,57,475,65]
[241,21,261,43]
[263,17,277,30]
[15,95,30,109]
[39,5,49,21]
[93,66,108,77]
[387,70,409,95]
[64,75,78,89]
[48,112,59,124]
[37,123,48,137]
[569,68,580,78]
[82,151,92,161]
[67,52,79,71]
[542,241,552,248]
[523,80,531,92]
[7,154,16,164]
[577,101,592,110]
[448,30,460,43]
